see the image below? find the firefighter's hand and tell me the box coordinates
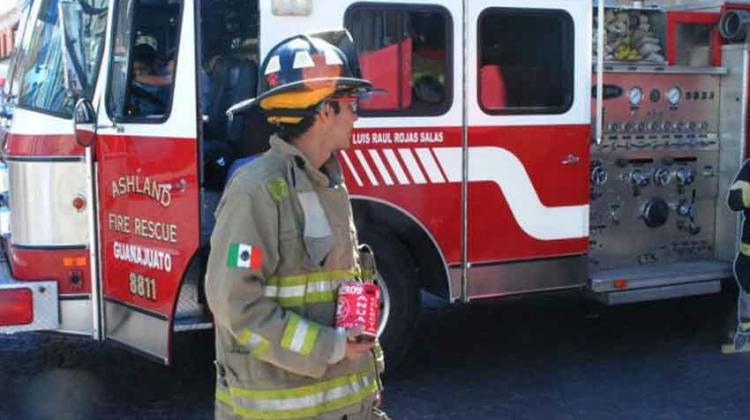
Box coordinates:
[344,340,376,361]
[344,326,376,361]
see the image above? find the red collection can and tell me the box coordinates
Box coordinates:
[336,281,380,339]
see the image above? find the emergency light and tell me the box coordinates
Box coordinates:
[272,0,312,16]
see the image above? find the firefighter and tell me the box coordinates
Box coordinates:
[204,30,387,419]
[725,159,750,353]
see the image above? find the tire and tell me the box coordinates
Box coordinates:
[359,226,421,371]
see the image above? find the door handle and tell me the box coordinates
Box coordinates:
[173,178,188,192]
[162,178,187,193]
[561,154,580,165]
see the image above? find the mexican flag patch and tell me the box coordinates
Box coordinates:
[227,243,263,270]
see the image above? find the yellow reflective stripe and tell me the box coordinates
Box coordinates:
[373,343,385,374]
[264,268,375,308]
[271,291,336,308]
[216,387,233,407]
[741,242,750,257]
[227,371,377,419]
[216,376,233,408]
[373,344,384,362]
[732,181,750,208]
[281,314,300,349]
[300,323,320,355]
[267,269,362,287]
[237,329,271,357]
[280,313,320,355]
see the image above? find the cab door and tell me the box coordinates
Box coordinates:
[95,0,199,364]
[465,0,591,295]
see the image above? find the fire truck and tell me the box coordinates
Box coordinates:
[1,0,749,367]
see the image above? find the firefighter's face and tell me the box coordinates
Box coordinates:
[321,96,358,151]
[133,60,152,78]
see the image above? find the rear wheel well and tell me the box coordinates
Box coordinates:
[352,198,450,300]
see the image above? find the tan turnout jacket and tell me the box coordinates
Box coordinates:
[205,136,384,419]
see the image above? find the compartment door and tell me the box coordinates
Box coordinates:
[465,0,591,295]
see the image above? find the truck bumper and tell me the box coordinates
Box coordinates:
[588,260,730,305]
[0,261,58,333]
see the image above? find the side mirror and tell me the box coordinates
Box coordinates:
[73,98,97,148]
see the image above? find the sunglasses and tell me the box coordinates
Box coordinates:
[327,96,359,114]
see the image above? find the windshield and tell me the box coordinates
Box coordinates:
[7,0,35,99]
[17,0,108,117]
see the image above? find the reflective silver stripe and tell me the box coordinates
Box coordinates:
[264,269,362,306]
[732,181,750,208]
[307,280,339,294]
[281,313,320,355]
[231,374,374,412]
[264,280,342,299]
[237,329,271,356]
[247,333,263,347]
[290,320,309,353]
[265,285,306,298]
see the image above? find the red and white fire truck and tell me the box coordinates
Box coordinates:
[1,0,749,366]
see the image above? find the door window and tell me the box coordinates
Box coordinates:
[345,4,452,116]
[107,0,182,121]
[478,8,574,115]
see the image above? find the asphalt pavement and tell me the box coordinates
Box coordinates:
[0,282,747,419]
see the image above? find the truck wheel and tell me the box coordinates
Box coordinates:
[359,226,421,370]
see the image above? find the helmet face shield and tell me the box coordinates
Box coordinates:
[226,29,373,120]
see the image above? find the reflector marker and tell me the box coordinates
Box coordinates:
[398,149,427,184]
[324,49,343,65]
[339,151,363,187]
[415,148,445,183]
[354,150,379,186]
[265,56,281,74]
[383,149,410,185]
[63,257,87,267]
[368,150,394,186]
[293,51,315,69]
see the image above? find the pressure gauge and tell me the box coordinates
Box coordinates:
[650,89,661,103]
[628,87,643,107]
[666,87,682,106]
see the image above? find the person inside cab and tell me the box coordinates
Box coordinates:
[128,37,173,117]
